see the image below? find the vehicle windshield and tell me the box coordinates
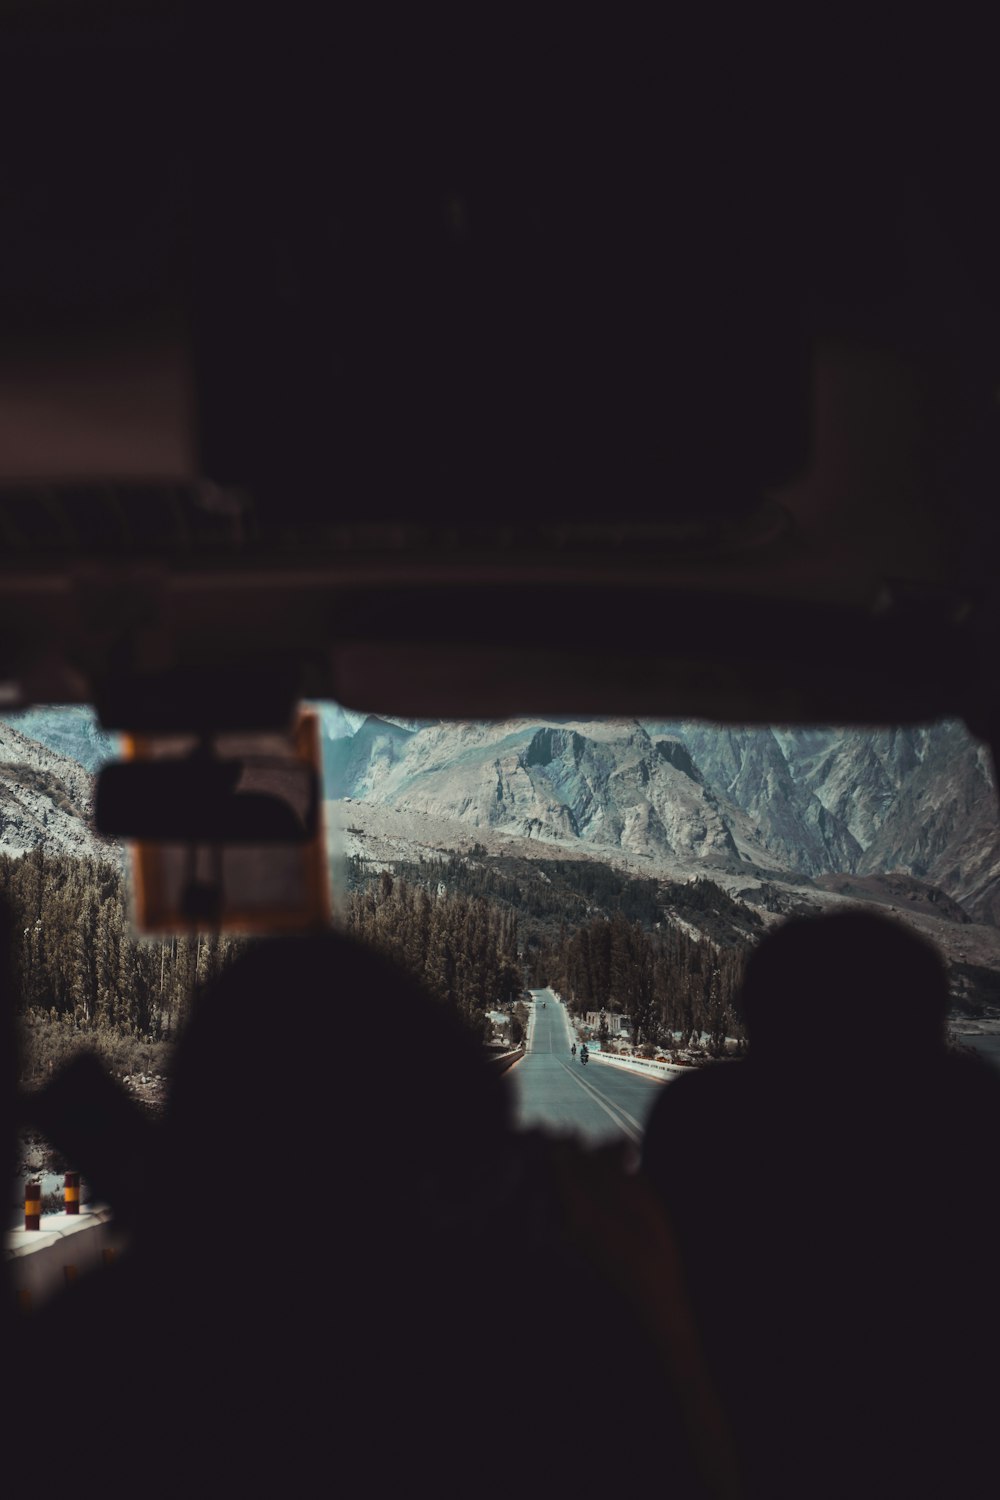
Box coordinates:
[3,702,998,1201]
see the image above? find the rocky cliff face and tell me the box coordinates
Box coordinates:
[332,717,774,868]
[639,719,1000,918]
[3,707,118,773]
[776,726,926,848]
[323,715,414,799]
[657,723,864,874]
[3,704,997,926]
[327,709,1000,921]
[0,721,112,861]
[853,724,1000,923]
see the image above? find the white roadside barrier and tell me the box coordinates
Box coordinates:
[588,1051,690,1079]
[488,1047,525,1073]
[6,1207,128,1312]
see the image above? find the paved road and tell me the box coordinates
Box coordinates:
[507,988,666,1146]
[955,1032,1000,1071]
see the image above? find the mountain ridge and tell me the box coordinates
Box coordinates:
[326,710,1000,924]
[0,720,113,862]
[4,704,998,930]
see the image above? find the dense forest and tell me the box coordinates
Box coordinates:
[344,869,521,1039]
[0,849,242,1082]
[1,850,528,1076]
[0,848,239,1035]
[362,849,763,947]
[555,913,748,1053]
[347,853,755,1052]
[2,845,757,1083]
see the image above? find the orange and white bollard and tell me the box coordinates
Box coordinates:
[24,1181,41,1231]
[64,1171,80,1215]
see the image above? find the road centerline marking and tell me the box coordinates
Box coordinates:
[557,1058,643,1144]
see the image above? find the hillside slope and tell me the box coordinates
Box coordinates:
[0,721,111,861]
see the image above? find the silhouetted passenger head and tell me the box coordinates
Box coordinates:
[162,930,514,1238]
[11,931,528,1494]
[739,909,949,1065]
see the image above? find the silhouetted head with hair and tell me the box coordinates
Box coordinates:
[13,931,527,1492]
[161,930,515,1242]
[133,931,524,1482]
[739,909,948,1066]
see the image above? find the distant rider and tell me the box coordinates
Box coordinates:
[580,1044,589,1064]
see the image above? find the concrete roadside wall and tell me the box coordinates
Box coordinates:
[488,1047,524,1074]
[6,1209,128,1311]
[588,1051,690,1080]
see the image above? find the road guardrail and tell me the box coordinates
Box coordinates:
[487,1047,525,1074]
[588,1051,689,1078]
[6,1206,126,1313]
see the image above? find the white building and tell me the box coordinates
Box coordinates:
[584,1009,628,1036]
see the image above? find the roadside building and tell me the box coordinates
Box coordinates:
[584,1009,628,1036]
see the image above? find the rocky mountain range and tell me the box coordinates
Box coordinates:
[3,706,118,774]
[325,713,1000,926]
[3,704,999,932]
[0,719,112,862]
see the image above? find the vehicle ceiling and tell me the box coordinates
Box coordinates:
[0,9,996,738]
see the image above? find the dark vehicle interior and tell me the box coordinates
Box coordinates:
[3,8,998,1496]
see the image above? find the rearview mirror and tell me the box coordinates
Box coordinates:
[94,711,331,934]
[96,757,320,844]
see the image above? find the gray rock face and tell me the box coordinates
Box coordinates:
[663,723,863,875]
[0,721,112,861]
[323,715,413,800]
[329,710,1000,920]
[330,716,774,869]
[2,706,118,773]
[4,705,999,926]
[764,722,1000,920]
[639,720,999,917]
[776,726,926,848]
[854,723,1000,922]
